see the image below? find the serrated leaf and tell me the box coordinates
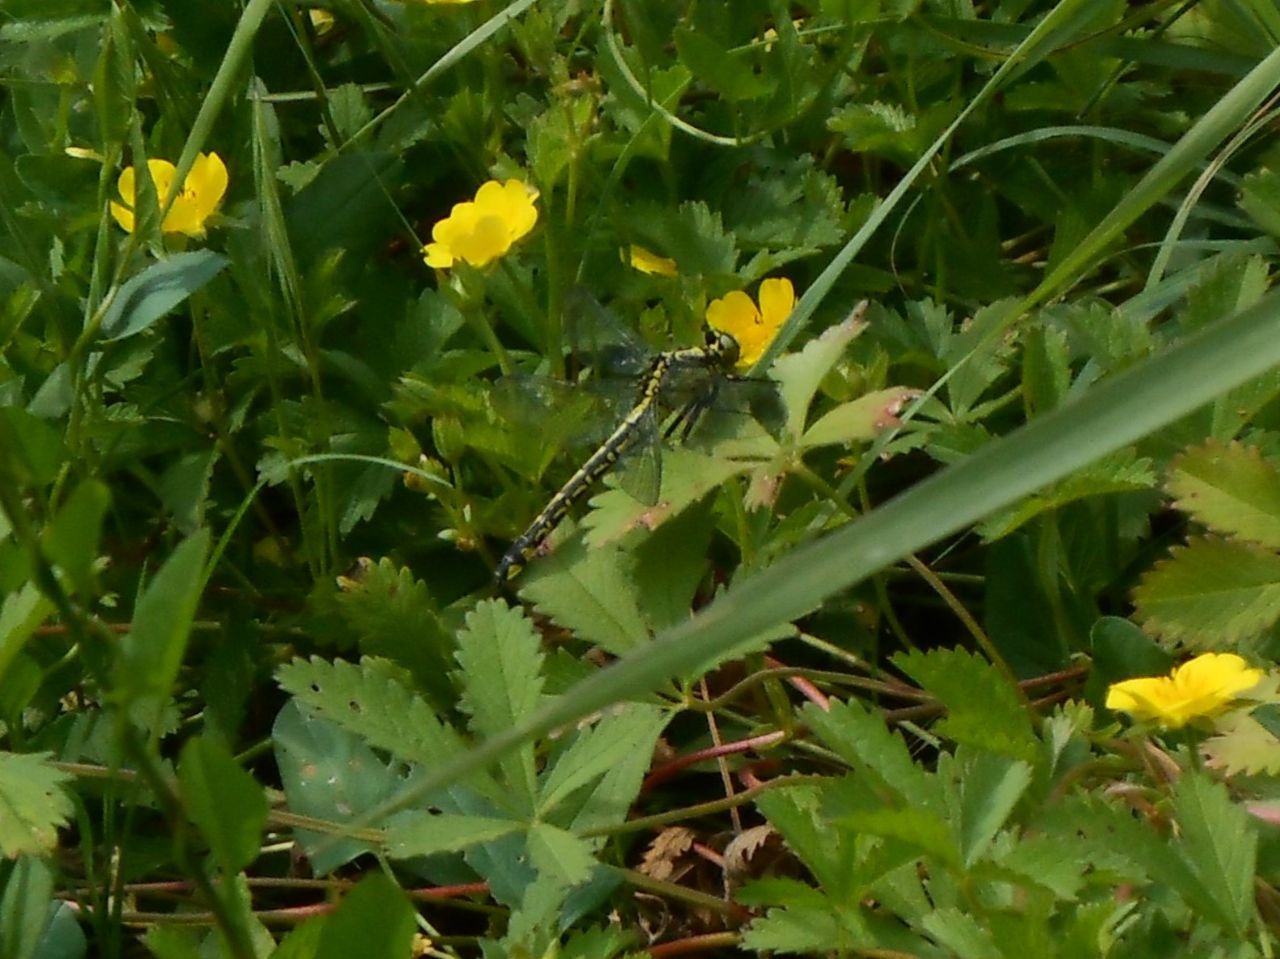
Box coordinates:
[1133,536,1280,647]
[741,903,862,955]
[987,835,1087,899]
[178,736,269,877]
[1173,775,1257,936]
[276,657,468,770]
[1240,165,1280,237]
[951,751,1032,867]
[331,558,455,707]
[454,600,544,808]
[801,699,936,804]
[1203,712,1280,775]
[1166,441,1280,548]
[978,451,1156,540]
[526,822,597,888]
[539,704,667,825]
[0,752,74,857]
[769,310,866,437]
[454,599,545,737]
[100,251,229,341]
[673,27,773,102]
[894,648,1038,761]
[839,805,959,869]
[584,447,744,548]
[385,812,523,858]
[920,907,1001,959]
[800,387,916,449]
[521,538,650,655]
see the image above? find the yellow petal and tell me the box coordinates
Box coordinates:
[706,290,760,339]
[758,277,795,328]
[628,244,678,277]
[115,165,137,206]
[109,200,136,233]
[423,242,454,268]
[424,178,538,271]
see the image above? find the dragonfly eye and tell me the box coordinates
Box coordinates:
[716,331,740,368]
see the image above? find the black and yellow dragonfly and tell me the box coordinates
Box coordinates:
[493,300,756,583]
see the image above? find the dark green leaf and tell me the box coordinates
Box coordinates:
[0,856,54,959]
[313,874,415,959]
[178,736,269,876]
[100,251,229,342]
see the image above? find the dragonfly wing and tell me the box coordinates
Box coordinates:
[614,403,663,505]
[565,287,651,379]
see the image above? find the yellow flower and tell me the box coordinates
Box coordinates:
[110,152,228,237]
[422,179,539,269]
[627,244,678,277]
[1106,652,1263,729]
[705,277,794,371]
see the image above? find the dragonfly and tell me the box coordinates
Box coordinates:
[493,299,756,583]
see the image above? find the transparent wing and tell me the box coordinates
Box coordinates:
[613,402,663,506]
[564,287,651,380]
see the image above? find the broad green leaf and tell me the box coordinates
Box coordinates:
[838,805,959,869]
[741,901,869,955]
[1172,773,1257,937]
[1166,441,1280,548]
[41,480,110,598]
[755,786,856,896]
[895,649,1037,761]
[117,529,210,714]
[313,874,415,959]
[100,251,229,341]
[1202,711,1280,776]
[385,812,523,858]
[987,835,1087,900]
[271,701,406,874]
[800,387,917,450]
[178,736,269,876]
[526,822,596,888]
[0,752,73,858]
[0,856,54,959]
[1133,536,1280,647]
[537,703,666,819]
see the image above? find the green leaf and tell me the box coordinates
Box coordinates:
[769,312,867,439]
[673,27,773,102]
[801,699,935,803]
[313,873,415,959]
[329,558,455,709]
[894,649,1038,761]
[455,599,545,737]
[41,480,109,598]
[0,584,55,695]
[178,736,269,876]
[100,251,229,341]
[270,701,404,875]
[950,751,1032,868]
[800,387,917,450]
[1202,712,1280,775]
[0,407,65,486]
[521,538,651,655]
[977,451,1156,540]
[1133,535,1280,647]
[920,907,1002,959]
[385,812,523,858]
[276,657,468,770]
[117,530,210,717]
[0,856,54,959]
[526,822,597,887]
[1166,440,1280,548]
[1172,773,1257,936]
[1239,165,1280,238]
[0,752,73,858]
[537,703,667,820]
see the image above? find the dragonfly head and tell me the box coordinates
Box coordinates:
[705,328,741,370]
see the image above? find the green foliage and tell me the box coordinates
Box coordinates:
[1,0,1278,954]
